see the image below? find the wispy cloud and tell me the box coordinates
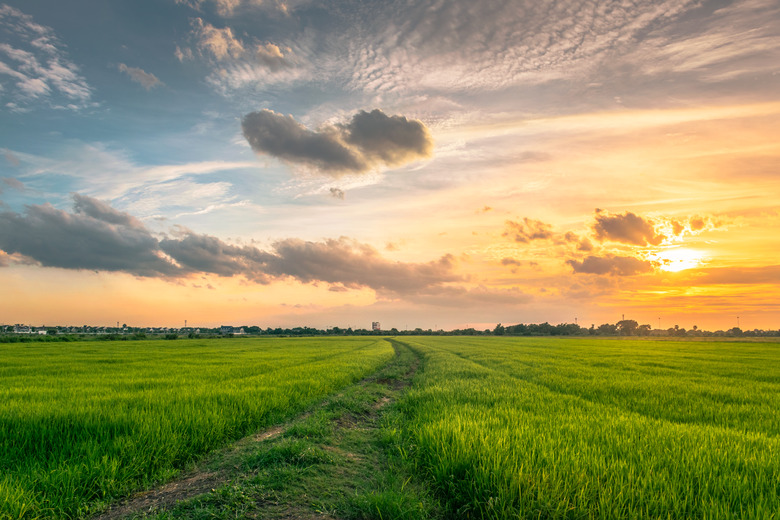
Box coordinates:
[178,17,302,91]
[0,4,92,110]
[118,63,163,90]
[628,0,780,84]
[174,0,289,17]
[339,0,699,95]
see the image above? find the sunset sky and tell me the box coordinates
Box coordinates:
[1,0,779,331]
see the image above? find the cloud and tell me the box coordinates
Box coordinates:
[241,108,433,175]
[342,109,434,165]
[329,187,344,199]
[118,63,163,90]
[242,110,366,172]
[191,18,244,60]
[2,177,24,191]
[0,198,176,276]
[500,257,523,267]
[261,237,460,295]
[175,0,286,17]
[563,232,594,252]
[630,0,780,84]
[178,16,302,91]
[567,254,655,276]
[159,229,272,282]
[72,193,145,228]
[689,216,706,231]
[254,43,293,71]
[0,194,461,295]
[592,209,665,246]
[0,5,92,109]
[174,45,193,62]
[341,0,700,95]
[3,150,20,167]
[503,218,554,243]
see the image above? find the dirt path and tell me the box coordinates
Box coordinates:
[94,339,421,520]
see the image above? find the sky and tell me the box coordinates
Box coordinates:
[1,0,779,331]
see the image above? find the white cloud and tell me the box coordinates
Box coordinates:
[174,0,290,17]
[628,0,780,84]
[16,142,257,211]
[337,0,699,95]
[191,17,245,60]
[0,5,93,110]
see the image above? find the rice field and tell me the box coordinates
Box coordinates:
[396,337,780,519]
[0,337,393,519]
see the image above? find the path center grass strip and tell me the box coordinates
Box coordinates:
[395,337,780,519]
[0,338,394,519]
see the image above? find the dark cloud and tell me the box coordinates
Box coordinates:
[261,237,460,295]
[501,257,523,266]
[503,218,554,243]
[341,109,433,166]
[159,229,272,282]
[242,110,366,173]
[0,194,460,295]
[72,194,144,228]
[592,209,665,246]
[329,187,345,199]
[567,255,654,276]
[118,63,163,90]
[241,109,433,175]
[0,199,176,276]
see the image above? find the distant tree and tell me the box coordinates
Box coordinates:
[494,323,505,335]
[616,320,639,336]
[637,324,652,336]
[597,323,618,335]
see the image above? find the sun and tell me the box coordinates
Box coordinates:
[654,248,707,272]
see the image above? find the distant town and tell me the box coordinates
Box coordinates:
[2,319,779,342]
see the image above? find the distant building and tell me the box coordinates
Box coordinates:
[13,324,32,334]
[372,321,381,331]
[220,325,245,335]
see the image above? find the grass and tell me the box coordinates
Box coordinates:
[0,338,393,519]
[393,337,780,519]
[5,336,779,519]
[131,339,439,520]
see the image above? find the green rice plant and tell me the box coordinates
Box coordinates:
[0,338,393,519]
[395,337,780,519]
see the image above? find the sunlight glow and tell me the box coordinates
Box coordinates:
[655,248,707,272]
